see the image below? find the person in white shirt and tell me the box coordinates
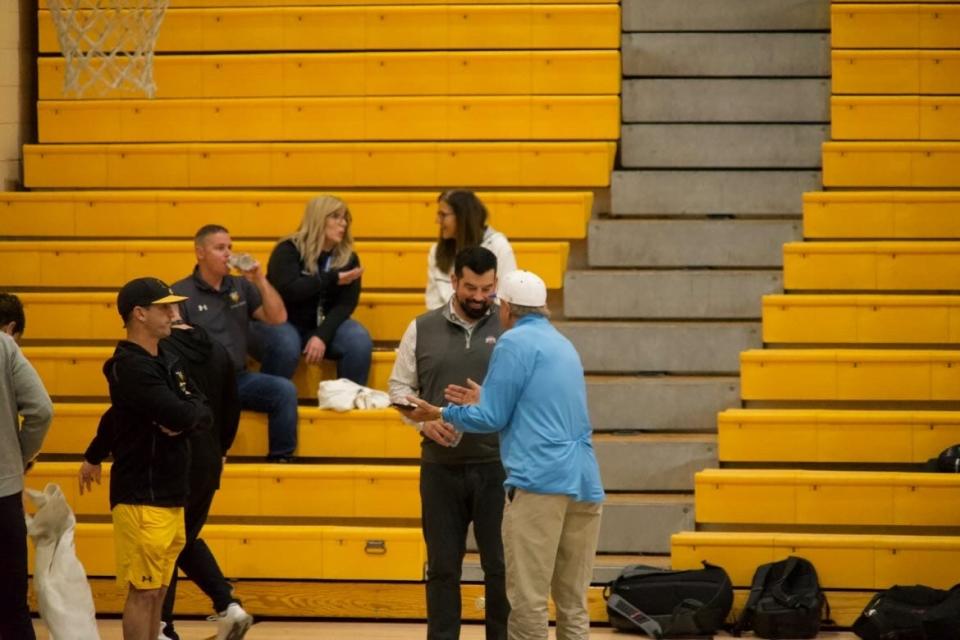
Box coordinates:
[425,190,517,310]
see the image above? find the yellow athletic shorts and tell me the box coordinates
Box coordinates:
[112,504,185,590]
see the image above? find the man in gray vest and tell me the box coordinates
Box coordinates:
[389,246,507,640]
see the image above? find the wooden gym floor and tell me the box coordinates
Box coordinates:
[33,620,859,639]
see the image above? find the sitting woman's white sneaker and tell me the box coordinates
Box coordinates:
[216,602,253,640]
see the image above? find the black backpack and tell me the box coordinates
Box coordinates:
[733,556,829,639]
[604,561,733,638]
[852,584,960,640]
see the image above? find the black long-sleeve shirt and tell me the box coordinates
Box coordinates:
[163,325,240,494]
[267,239,362,345]
[84,340,212,508]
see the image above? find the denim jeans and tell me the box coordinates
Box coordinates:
[420,461,508,640]
[0,491,36,640]
[248,321,302,380]
[242,321,301,457]
[237,371,298,457]
[299,318,373,386]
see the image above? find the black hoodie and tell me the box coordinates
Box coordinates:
[162,325,240,495]
[84,340,212,509]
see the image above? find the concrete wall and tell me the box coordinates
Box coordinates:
[0,0,34,190]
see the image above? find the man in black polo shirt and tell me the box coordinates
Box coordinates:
[388,247,507,640]
[173,224,301,462]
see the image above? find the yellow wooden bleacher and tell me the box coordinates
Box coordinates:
[822,142,960,188]
[672,531,960,590]
[38,51,621,100]
[37,96,619,144]
[0,239,569,289]
[27,461,421,518]
[22,141,617,188]
[803,192,960,238]
[1,190,592,240]
[18,292,423,343]
[740,348,960,401]
[831,96,960,141]
[13,0,622,618]
[41,403,420,458]
[30,523,426,580]
[717,408,960,463]
[38,5,621,53]
[671,2,960,625]
[783,241,960,290]
[21,346,396,398]
[695,468,960,527]
[39,0,619,6]
[762,294,960,343]
[831,4,960,49]
[832,50,960,95]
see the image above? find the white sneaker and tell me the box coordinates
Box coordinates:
[216,602,253,640]
[158,621,176,640]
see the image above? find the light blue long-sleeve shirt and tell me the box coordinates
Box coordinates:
[442,315,604,503]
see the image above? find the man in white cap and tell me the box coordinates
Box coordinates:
[405,270,605,640]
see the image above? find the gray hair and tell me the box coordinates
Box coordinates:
[506,301,551,320]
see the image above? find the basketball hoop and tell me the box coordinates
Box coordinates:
[45,0,168,98]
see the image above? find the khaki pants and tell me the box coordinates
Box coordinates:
[501,489,602,640]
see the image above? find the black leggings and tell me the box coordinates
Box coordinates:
[161,484,235,626]
[0,491,36,640]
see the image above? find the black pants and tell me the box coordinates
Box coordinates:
[420,461,508,640]
[0,491,36,640]
[161,483,235,630]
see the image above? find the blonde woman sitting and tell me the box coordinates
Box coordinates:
[267,196,373,385]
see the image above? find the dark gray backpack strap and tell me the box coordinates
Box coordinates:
[607,593,664,639]
[732,562,774,637]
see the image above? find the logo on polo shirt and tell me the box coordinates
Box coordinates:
[198,304,208,312]
[229,291,240,303]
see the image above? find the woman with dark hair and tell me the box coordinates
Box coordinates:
[425,190,517,309]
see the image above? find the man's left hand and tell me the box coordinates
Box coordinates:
[240,260,264,282]
[445,378,481,406]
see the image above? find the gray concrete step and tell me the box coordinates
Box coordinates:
[623,0,829,32]
[564,270,782,319]
[587,375,740,433]
[559,321,761,374]
[466,494,693,555]
[622,124,828,169]
[463,552,670,584]
[612,170,821,216]
[601,493,694,554]
[587,219,801,268]
[623,79,830,123]
[623,33,830,77]
[595,433,717,492]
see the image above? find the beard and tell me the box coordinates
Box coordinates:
[457,295,489,320]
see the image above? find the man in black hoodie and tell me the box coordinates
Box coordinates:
[159,316,253,640]
[78,278,212,640]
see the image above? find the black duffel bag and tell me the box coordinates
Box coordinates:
[604,561,733,638]
[853,584,960,640]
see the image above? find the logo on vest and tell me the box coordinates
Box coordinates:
[485,336,497,345]
[198,304,208,312]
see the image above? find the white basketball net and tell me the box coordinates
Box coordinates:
[45,0,168,98]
